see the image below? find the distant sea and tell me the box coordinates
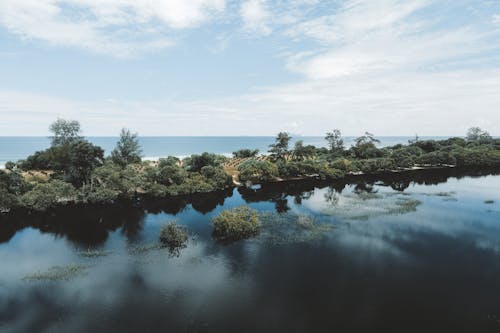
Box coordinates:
[0,136,448,168]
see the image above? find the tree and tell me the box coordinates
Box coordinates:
[268,132,291,161]
[67,141,104,186]
[325,129,344,155]
[111,129,143,167]
[49,119,82,146]
[232,149,259,158]
[352,132,382,159]
[292,140,316,161]
[466,127,492,143]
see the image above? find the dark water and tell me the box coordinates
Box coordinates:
[0,136,446,167]
[1,170,500,332]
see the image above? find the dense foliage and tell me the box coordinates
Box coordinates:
[212,206,260,241]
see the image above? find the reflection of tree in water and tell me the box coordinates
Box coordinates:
[190,189,233,214]
[324,187,340,206]
[275,198,290,213]
[388,180,411,192]
[354,182,378,194]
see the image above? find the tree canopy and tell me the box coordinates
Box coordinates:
[49,119,82,147]
[111,129,143,168]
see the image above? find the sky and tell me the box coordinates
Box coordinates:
[0,0,499,136]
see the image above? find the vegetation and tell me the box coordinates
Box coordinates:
[268,132,291,161]
[0,121,498,214]
[212,206,260,241]
[159,220,189,251]
[111,128,142,167]
[238,159,278,183]
[233,149,259,158]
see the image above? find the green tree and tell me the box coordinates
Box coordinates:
[352,132,381,159]
[268,132,291,161]
[466,127,492,143]
[67,141,104,186]
[111,129,143,167]
[325,129,344,155]
[232,149,259,158]
[49,119,82,146]
[292,140,316,161]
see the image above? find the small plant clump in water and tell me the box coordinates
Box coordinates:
[484,200,495,204]
[258,212,333,245]
[159,220,189,252]
[78,249,110,258]
[212,206,260,242]
[23,264,89,281]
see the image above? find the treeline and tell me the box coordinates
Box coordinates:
[0,120,499,213]
[1,120,232,212]
[236,127,500,183]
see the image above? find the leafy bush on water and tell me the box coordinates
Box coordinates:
[212,206,260,241]
[159,220,189,250]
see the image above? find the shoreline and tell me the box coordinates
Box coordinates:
[2,164,498,217]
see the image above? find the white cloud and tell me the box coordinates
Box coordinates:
[494,14,500,24]
[284,0,497,79]
[0,0,225,57]
[240,0,272,35]
[2,67,500,136]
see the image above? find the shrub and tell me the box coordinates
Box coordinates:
[416,151,456,166]
[353,158,397,173]
[212,206,260,241]
[20,180,77,211]
[183,153,227,172]
[233,149,259,158]
[159,221,188,250]
[200,166,231,189]
[238,159,278,183]
[0,188,19,212]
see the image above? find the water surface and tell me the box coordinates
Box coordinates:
[0,171,499,332]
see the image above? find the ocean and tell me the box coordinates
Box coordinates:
[0,136,446,168]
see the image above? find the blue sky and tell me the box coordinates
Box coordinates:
[1,0,500,136]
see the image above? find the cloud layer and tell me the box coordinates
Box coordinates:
[0,0,499,135]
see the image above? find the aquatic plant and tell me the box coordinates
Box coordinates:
[78,249,110,258]
[212,206,260,241]
[485,200,495,204]
[159,220,189,250]
[258,212,333,245]
[23,264,89,281]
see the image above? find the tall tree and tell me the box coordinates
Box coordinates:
[268,132,291,161]
[111,129,143,167]
[325,129,344,155]
[49,119,82,146]
[466,127,492,143]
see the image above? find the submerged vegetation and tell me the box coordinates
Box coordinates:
[212,206,260,241]
[23,264,89,281]
[0,118,499,214]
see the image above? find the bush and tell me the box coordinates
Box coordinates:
[233,149,259,158]
[238,159,278,183]
[159,221,188,250]
[0,188,19,212]
[353,158,397,173]
[278,160,344,180]
[416,151,456,166]
[200,166,231,189]
[183,153,227,172]
[20,180,77,211]
[212,206,260,241]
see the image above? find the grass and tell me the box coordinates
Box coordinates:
[23,264,89,281]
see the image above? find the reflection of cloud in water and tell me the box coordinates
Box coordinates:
[0,237,255,332]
